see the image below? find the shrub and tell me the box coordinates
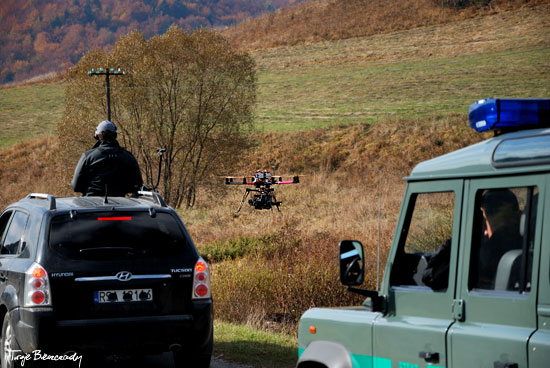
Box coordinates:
[211,231,365,334]
[199,235,274,263]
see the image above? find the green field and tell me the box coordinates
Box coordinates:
[255,47,550,131]
[214,320,297,368]
[253,5,550,131]
[1,5,549,144]
[0,83,65,148]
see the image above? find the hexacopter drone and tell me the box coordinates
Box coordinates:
[225,169,299,213]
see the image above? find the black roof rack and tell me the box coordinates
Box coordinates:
[26,193,56,211]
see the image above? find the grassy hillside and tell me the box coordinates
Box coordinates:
[222,0,550,50]
[253,3,550,130]
[0,81,64,148]
[1,2,548,145]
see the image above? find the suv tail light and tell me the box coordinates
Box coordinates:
[192,258,211,299]
[24,263,52,307]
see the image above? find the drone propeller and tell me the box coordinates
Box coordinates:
[225,175,299,185]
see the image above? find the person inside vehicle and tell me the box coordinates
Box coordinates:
[472,188,522,289]
[71,120,143,197]
[422,189,522,291]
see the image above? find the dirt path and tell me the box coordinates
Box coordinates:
[94,352,259,368]
[211,355,255,368]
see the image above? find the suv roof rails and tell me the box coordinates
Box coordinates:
[26,193,56,211]
[137,191,168,207]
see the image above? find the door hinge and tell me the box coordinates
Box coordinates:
[452,299,465,321]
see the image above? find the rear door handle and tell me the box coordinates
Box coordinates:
[494,362,518,368]
[419,351,439,363]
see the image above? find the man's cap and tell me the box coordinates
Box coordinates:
[95,120,117,137]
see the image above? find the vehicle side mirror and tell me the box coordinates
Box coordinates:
[339,240,365,286]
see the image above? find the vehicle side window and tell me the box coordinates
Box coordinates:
[390,191,455,291]
[0,212,13,243]
[1,211,29,255]
[468,187,536,293]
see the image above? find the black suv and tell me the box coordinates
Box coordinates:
[0,192,213,367]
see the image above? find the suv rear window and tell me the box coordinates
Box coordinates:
[49,211,192,260]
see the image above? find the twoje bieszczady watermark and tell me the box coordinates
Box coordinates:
[7,348,83,367]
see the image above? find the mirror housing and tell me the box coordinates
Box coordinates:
[339,240,365,286]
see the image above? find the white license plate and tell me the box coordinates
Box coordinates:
[94,289,153,303]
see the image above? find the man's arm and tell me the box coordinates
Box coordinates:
[71,153,87,193]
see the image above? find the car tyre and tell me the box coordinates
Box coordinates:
[1,312,24,368]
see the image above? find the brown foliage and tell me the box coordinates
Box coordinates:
[0,0,299,84]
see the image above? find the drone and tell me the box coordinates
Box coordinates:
[225,169,299,213]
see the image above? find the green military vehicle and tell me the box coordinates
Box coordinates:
[297,98,550,368]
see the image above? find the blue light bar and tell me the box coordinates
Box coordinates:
[469,98,550,132]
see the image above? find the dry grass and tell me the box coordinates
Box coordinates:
[0,136,72,208]
[179,116,484,333]
[222,0,549,51]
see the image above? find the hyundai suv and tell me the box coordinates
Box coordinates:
[0,192,213,368]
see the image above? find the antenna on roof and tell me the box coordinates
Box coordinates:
[152,148,167,192]
[104,184,109,204]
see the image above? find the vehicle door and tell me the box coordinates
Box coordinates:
[373,180,463,368]
[528,174,550,367]
[448,175,543,368]
[0,210,14,297]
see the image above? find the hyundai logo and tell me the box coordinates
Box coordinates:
[116,271,133,281]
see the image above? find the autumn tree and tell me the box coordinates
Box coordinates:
[60,26,256,207]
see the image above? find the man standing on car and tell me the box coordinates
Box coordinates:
[71,120,143,197]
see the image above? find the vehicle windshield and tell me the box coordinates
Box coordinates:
[49,211,192,260]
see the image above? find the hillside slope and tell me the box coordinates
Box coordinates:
[222,0,550,50]
[252,3,550,130]
[1,2,548,146]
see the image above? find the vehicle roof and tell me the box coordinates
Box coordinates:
[6,194,169,215]
[407,127,550,181]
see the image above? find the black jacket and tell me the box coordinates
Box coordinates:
[71,139,143,196]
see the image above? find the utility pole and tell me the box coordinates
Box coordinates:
[88,68,125,121]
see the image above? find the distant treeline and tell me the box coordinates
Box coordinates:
[0,0,301,84]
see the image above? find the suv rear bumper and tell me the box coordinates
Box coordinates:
[12,300,213,354]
